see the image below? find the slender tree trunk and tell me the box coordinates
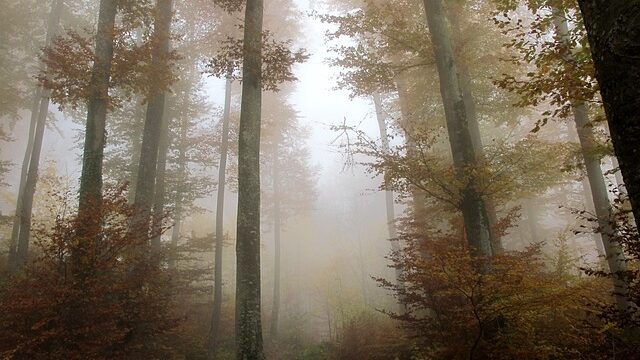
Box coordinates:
[77,0,117,217]
[208,76,233,354]
[128,105,146,203]
[372,93,405,310]
[553,11,628,311]
[14,0,64,270]
[393,70,429,223]
[422,0,493,258]
[235,0,265,357]
[577,0,640,228]
[132,0,173,241]
[151,100,171,248]
[168,216,181,267]
[270,143,282,340]
[566,124,606,256]
[8,89,41,269]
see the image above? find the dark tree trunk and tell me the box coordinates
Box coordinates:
[235,0,265,357]
[447,4,503,254]
[554,11,628,311]
[422,0,493,258]
[8,89,41,269]
[269,143,281,340]
[208,76,233,354]
[77,0,117,216]
[577,0,640,227]
[13,0,64,270]
[132,0,173,242]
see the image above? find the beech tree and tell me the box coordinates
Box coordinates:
[9,0,64,271]
[576,1,640,228]
[132,0,175,247]
[421,0,494,258]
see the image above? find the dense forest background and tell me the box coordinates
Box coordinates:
[1,0,640,359]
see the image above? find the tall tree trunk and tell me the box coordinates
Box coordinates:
[447,6,503,253]
[566,124,606,256]
[132,0,173,242]
[577,0,640,227]
[235,0,265,358]
[128,105,146,203]
[8,89,41,269]
[554,11,628,311]
[208,76,232,354]
[372,93,405,311]
[151,100,171,248]
[422,0,493,258]
[13,0,64,270]
[77,0,117,216]
[269,143,281,340]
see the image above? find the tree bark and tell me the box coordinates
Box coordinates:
[235,0,265,358]
[422,0,493,258]
[447,3,503,254]
[77,0,117,216]
[577,0,640,228]
[372,93,406,311]
[13,0,64,270]
[132,0,173,242]
[151,100,171,248]
[8,89,41,269]
[554,10,628,311]
[208,76,233,354]
[269,143,281,340]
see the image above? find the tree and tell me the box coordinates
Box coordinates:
[11,0,64,270]
[132,0,175,248]
[235,0,266,358]
[209,76,233,353]
[0,186,179,359]
[205,1,307,354]
[76,0,118,220]
[493,0,629,310]
[576,1,640,229]
[421,0,493,258]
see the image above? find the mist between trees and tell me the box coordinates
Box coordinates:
[1,0,640,359]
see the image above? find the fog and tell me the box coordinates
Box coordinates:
[1,0,640,359]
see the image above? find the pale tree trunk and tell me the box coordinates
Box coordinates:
[127,105,145,203]
[8,90,41,269]
[208,76,232,354]
[553,10,628,311]
[577,0,640,228]
[393,70,429,223]
[235,0,265,357]
[422,0,493,258]
[372,93,405,312]
[14,0,64,270]
[132,0,173,243]
[151,100,171,248]
[448,4,503,254]
[566,124,606,256]
[269,143,282,340]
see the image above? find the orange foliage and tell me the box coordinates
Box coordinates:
[0,186,179,359]
[378,216,611,359]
